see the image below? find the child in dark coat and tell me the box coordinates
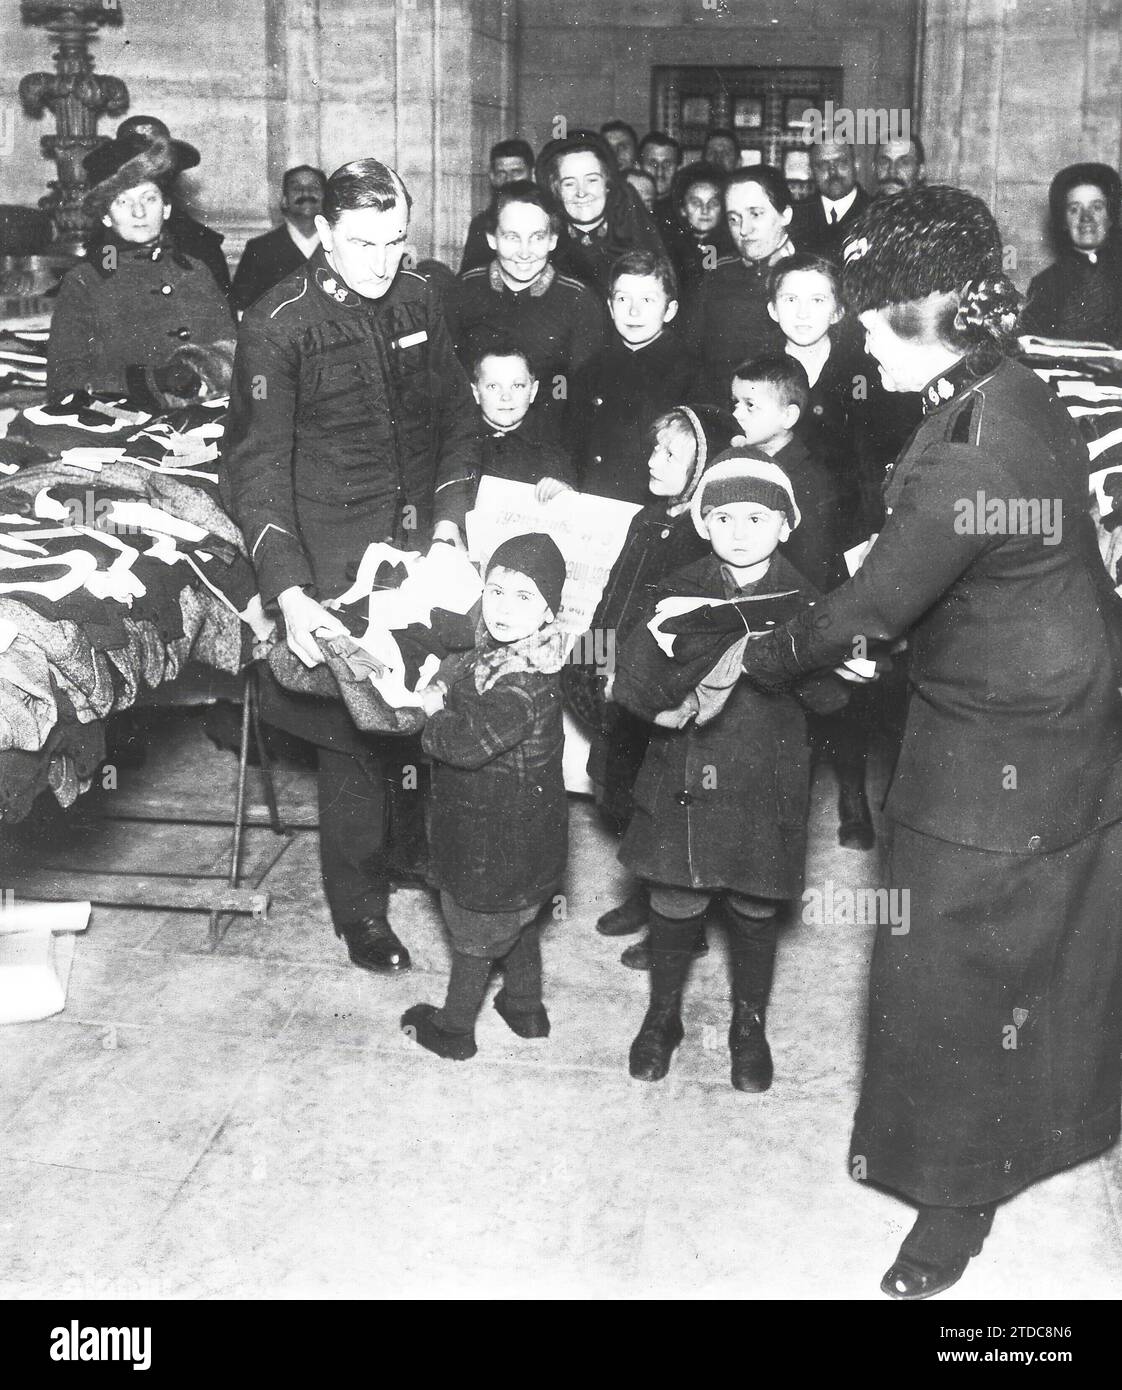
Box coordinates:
[565,250,700,503]
[401,533,569,1061]
[612,452,847,1090]
[570,405,739,967]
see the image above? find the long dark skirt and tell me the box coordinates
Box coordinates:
[850,818,1122,1206]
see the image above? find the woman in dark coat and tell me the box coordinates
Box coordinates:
[535,131,667,296]
[740,186,1122,1299]
[1020,162,1122,346]
[680,166,792,405]
[48,135,235,407]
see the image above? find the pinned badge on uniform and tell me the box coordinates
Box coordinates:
[396,330,428,350]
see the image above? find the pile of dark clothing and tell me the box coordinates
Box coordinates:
[0,391,258,820]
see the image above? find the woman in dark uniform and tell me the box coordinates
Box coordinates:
[740,186,1122,1299]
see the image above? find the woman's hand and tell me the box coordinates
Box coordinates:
[653,692,700,729]
[535,476,575,504]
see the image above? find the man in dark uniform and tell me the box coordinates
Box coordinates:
[231,165,327,313]
[222,158,480,974]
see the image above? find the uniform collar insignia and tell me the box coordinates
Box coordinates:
[312,254,362,307]
[488,258,556,298]
[921,356,976,414]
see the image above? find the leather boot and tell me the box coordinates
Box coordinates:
[728,1001,773,1092]
[620,926,708,971]
[596,883,649,936]
[881,1203,997,1300]
[628,911,700,1081]
[335,915,411,973]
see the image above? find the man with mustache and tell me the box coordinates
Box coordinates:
[231,165,328,313]
[790,137,870,263]
[873,134,926,199]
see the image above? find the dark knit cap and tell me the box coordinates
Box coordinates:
[487,532,567,617]
[691,450,800,536]
[841,184,1005,314]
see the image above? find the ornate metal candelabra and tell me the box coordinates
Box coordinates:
[18,1,130,254]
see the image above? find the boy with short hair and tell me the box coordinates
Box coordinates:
[470,340,575,491]
[401,532,570,1061]
[612,452,847,1089]
[565,250,700,503]
[729,353,845,591]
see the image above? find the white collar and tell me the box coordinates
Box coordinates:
[820,188,858,221]
[285,221,321,258]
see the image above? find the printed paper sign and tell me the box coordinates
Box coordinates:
[466,478,641,645]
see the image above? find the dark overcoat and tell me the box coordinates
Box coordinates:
[47,240,235,402]
[616,551,845,900]
[741,352,1122,1203]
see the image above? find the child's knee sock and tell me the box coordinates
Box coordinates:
[436,951,493,1034]
[501,924,542,1009]
[725,906,778,1012]
[647,910,705,1007]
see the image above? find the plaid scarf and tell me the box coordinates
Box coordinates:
[472,617,568,693]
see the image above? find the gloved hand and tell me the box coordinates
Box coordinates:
[152,362,203,397]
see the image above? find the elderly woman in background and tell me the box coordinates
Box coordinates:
[741,186,1122,1299]
[535,130,666,295]
[1020,161,1122,345]
[47,134,235,407]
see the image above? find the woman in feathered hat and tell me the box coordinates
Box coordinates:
[46,134,235,408]
[535,129,668,294]
[740,185,1122,1298]
[1020,161,1122,345]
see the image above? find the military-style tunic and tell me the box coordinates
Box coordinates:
[741,351,1122,1204]
[222,248,480,608]
[221,249,481,755]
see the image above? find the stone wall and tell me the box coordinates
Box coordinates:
[919,0,1122,289]
[514,0,919,186]
[2,0,516,268]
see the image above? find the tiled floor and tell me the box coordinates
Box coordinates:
[1,710,1120,1300]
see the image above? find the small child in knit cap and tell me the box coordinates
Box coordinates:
[401,531,569,1061]
[611,449,848,1091]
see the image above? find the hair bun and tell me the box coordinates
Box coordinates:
[953,273,1022,337]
